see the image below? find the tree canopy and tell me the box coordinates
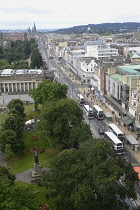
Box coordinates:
[31,48,43,68]
[3,113,25,138]
[0,166,38,210]
[0,38,43,69]
[0,99,25,153]
[37,98,92,150]
[42,139,138,210]
[7,98,25,117]
[29,80,68,106]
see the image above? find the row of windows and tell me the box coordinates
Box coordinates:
[87,69,93,71]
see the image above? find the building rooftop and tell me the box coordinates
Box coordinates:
[131,53,140,59]
[116,65,140,75]
[1,69,43,76]
[108,74,123,82]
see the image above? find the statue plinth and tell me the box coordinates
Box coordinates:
[32,152,42,178]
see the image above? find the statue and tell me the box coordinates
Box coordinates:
[34,151,39,164]
[32,151,41,178]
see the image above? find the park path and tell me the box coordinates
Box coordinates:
[0,151,7,167]
[15,167,50,184]
[0,152,49,184]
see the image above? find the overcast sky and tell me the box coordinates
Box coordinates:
[1,0,140,30]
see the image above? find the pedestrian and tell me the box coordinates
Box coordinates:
[115,116,117,121]
[136,135,140,140]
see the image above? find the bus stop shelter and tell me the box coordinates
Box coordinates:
[125,135,139,151]
[104,112,113,121]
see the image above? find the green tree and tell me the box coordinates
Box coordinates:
[0,176,38,210]
[30,42,38,51]
[31,48,43,68]
[4,144,14,161]
[0,60,10,69]
[0,166,38,209]
[43,139,138,210]
[30,80,68,106]
[7,99,25,117]
[0,165,15,182]
[3,113,24,139]
[23,40,31,55]
[0,129,24,153]
[37,98,92,149]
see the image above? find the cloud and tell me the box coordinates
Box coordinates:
[0,0,140,29]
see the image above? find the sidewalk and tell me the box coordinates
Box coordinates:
[59,62,140,164]
[79,86,140,164]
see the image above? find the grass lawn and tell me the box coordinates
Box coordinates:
[8,131,59,174]
[24,104,42,121]
[15,181,55,210]
[1,104,58,209]
[0,111,6,127]
[8,104,59,174]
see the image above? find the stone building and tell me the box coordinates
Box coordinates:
[2,32,27,41]
[0,69,54,94]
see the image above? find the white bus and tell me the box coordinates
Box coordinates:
[77,94,85,106]
[108,123,124,142]
[93,105,104,120]
[104,131,123,155]
[83,104,94,119]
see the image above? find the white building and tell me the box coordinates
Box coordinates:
[129,90,137,117]
[85,40,118,59]
[79,57,98,83]
[67,49,86,74]
[106,74,122,101]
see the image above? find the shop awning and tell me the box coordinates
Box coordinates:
[122,116,133,126]
[126,135,139,145]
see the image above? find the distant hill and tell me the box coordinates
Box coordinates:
[50,22,140,34]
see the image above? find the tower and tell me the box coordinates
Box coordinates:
[32,23,37,34]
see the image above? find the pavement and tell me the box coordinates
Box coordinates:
[15,167,50,184]
[0,151,7,167]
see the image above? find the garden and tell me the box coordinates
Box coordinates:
[2,104,58,209]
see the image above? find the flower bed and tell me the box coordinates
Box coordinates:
[39,203,51,210]
[30,116,35,119]
[31,135,38,141]
[29,147,45,154]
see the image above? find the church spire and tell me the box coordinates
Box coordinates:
[31,23,37,34]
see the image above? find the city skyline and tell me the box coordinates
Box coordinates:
[0,0,140,30]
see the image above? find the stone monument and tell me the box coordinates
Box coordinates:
[32,151,42,178]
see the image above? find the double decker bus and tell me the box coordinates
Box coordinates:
[77,94,85,106]
[93,105,104,120]
[104,131,123,155]
[83,104,94,119]
[108,123,125,142]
